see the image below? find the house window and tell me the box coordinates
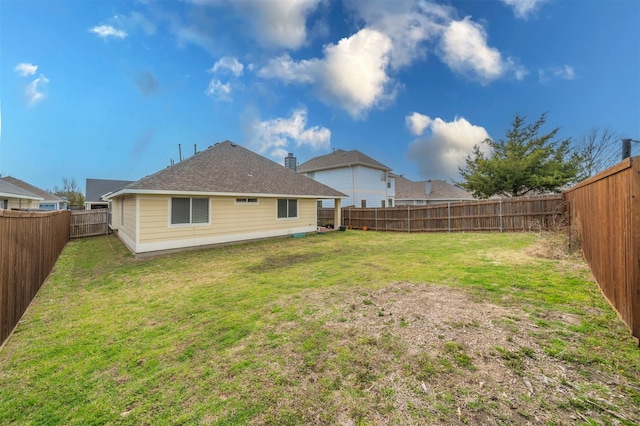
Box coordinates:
[381,200,385,208]
[387,182,391,188]
[388,198,393,207]
[1,200,7,209]
[361,200,367,208]
[236,198,258,204]
[307,172,315,180]
[380,171,387,181]
[171,197,209,225]
[317,200,322,208]
[277,199,298,218]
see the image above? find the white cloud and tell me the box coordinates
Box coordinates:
[249,107,331,159]
[210,56,244,77]
[259,28,394,119]
[438,17,526,84]
[539,65,575,83]
[406,112,432,136]
[90,25,128,39]
[25,75,49,106]
[205,79,232,101]
[235,0,322,49]
[14,63,38,77]
[346,0,451,69]
[501,0,547,19]
[407,115,490,179]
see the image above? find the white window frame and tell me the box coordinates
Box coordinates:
[235,197,259,205]
[169,197,210,226]
[276,198,298,220]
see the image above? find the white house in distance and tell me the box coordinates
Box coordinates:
[85,178,134,210]
[393,175,475,206]
[1,176,68,210]
[105,141,345,256]
[296,149,395,208]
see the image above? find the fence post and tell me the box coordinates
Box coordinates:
[407,205,410,233]
[499,198,503,232]
[375,208,378,231]
[448,202,451,232]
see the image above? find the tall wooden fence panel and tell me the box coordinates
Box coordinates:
[319,195,565,233]
[564,157,640,340]
[70,209,109,238]
[0,209,70,347]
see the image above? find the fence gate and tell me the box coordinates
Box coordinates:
[70,209,109,238]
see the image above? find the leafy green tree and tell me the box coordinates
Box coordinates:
[52,177,85,208]
[458,113,580,198]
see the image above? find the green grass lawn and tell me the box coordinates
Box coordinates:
[1,231,638,425]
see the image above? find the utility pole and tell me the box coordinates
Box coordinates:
[622,138,640,160]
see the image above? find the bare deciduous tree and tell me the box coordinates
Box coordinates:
[575,126,620,181]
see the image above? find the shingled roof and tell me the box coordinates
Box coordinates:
[297,149,391,173]
[108,141,346,199]
[2,176,63,201]
[86,178,134,202]
[394,175,474,201]
[0,178,43,200]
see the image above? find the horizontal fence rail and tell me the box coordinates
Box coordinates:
[70,209,109,238]
[0,209,70,347]
[319,195,566,233]
[564,157,640,341]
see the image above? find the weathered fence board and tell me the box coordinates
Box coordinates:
[564,157,640,340]
[319,195,566,233]
[0,209,70,347]
[70,209,109,238]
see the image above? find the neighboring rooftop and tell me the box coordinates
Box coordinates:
[0,178,43,200]
[394,175,474,201]
[1,176,63,201]
[297,149,391,173]
[86,178,135,202]
[108,141,346,198]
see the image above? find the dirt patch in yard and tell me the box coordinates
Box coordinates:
[250,282,639,425]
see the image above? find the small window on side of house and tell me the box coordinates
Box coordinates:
[171,197,209,225]
[361,200,367,208]
[277,199,298,218]
[381,200,385,208]
[236,198,258,204]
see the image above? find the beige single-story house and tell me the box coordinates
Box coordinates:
[1,176,68,210]
[0,178,43,210]
[393,175,475,206]
[105,141,346,255]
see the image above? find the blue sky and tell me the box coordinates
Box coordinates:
[2,0,639,192]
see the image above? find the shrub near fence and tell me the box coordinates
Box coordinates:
[564,157,640,341]
[0,209,70,347]
[319,195,566,233]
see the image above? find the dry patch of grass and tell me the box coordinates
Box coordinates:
[248,282,639,425]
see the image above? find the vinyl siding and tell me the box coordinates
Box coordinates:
[309,166,394,208]
[132,195,317,253]
[113,195,137,251]
[2,198,40,209]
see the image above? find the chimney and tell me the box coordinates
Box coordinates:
[425,180,432,195]
[285,152,297,171]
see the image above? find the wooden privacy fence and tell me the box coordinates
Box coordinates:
[564,157,640,341]
[319,195,566,233]
[70,209,109,238]
[0,209,70,347]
